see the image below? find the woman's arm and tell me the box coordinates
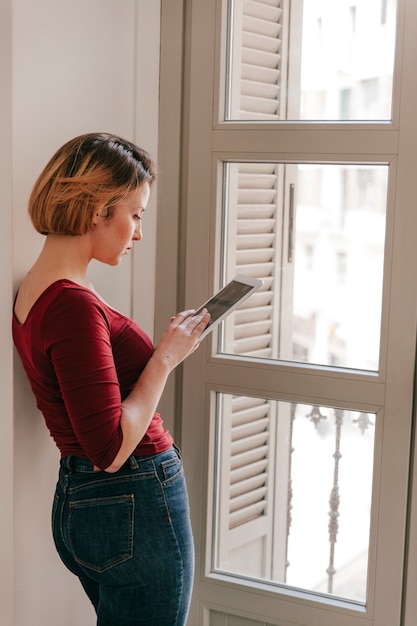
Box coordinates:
[104,308,210,472]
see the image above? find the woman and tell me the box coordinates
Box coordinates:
[12,133,210,626]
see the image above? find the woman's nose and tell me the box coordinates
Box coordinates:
[132,227,142,241]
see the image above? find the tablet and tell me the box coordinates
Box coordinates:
[194,274,264,342]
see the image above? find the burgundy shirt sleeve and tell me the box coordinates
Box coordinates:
[41,288,123,468]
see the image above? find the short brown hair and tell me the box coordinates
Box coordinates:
[29,133,157,236]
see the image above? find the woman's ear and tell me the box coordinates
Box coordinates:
[92,205,109,225]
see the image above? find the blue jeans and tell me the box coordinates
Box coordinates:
[52,445,194,625]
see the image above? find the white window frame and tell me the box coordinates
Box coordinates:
[156,0,417,624]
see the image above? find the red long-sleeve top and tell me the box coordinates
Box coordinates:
[12,279,173,469]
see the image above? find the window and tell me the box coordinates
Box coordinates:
[221,162,387,370]
[226,0,396,121]
[161,0,417,623]
[214,394,375,602]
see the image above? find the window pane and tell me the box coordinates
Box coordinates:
[219,162,387,371]
[225,0,397,121]
[213,393,375,604]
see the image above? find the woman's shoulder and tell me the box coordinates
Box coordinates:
[14,278,102,326]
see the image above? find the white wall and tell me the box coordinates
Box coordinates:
[2,1,160,624]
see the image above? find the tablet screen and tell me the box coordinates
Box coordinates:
[195,275,263,341]
[196,280,253,326]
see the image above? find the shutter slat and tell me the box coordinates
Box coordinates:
[238,189,277,203]
[239,111,280,120]
[237,234,275,248]
[238,219,275,234]
[231,432,269,456]
[242,31,282,54]
[230,486,268,513]
[243,15,281,38]
[242,347,274,358]
[232,394,265,406]
[235,262,274,277]
[232,417,269,441]
[235,306,273,324]
[236,249,274,264]
[243,0,282,22]
[238,173,278,187]
[234,343,272,357]
[240,291,273,308]
[234,334,273,353]
[241,80,280,100]
[230,458,268,484]
[232,405,269,425]
[230,501,266,528]
[242,48,281,70]
[239,163,277,174]
[230,474,267,499]
[238,206,276,218]
[231,444,268,470]
[241,95,279,115]
[242,63,280,84]
[235,321,273,340]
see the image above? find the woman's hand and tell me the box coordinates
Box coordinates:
[152,308,211,371]
[105,308,210,472]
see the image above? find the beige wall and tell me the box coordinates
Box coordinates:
[1,1,160,623]
[0,1,14,624]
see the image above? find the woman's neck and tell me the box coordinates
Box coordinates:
[33,234,93,287]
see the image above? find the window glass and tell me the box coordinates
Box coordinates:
[213,393,375,603]
[219,162,388,371]
[225,0,397,121]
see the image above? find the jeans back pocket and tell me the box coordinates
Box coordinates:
[68,494,134,573]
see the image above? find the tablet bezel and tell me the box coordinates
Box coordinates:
[194,274,264,342]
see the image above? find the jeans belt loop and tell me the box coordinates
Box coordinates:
[128,455,139,470]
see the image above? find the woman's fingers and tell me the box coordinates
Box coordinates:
[155,309,211,369]
[171,309,210,332]
[187,309,210,334]
[170,309,196,325]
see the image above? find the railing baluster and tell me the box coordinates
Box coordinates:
[327,408,344,593]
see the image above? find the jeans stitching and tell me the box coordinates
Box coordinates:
[68,494,134,573]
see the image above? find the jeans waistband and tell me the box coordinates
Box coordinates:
[61,445,177,474]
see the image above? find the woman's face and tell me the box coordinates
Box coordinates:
[92,183,151,265]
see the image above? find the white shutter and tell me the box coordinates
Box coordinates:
[228,162,282,358]
[229,395,271,528]
[236,0,284,120]
[224,0,290,357]
[216,0,293,581]
[216,393,278,579]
